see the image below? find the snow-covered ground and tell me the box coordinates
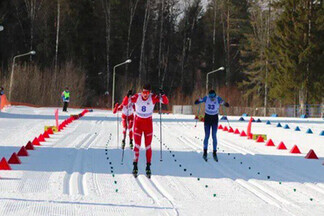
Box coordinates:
[0,106,323,216]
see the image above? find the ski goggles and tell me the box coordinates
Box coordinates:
[208,93,216,98]
[142,90,150,96]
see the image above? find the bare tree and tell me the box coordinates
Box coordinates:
[102,0,111,94]
[139,0,151,85]
[125,0,140,85]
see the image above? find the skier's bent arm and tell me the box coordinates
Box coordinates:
[152,94,169,105]
[122,94,138,106]
[194,96,207,104]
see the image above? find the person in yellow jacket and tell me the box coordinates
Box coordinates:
[61,87,70,112]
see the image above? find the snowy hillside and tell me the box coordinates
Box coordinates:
[0,106,323,216]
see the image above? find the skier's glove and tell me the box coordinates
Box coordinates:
[194,99,200,105]
[159,88,165,95]
[127,90,133,97]
[224,102,230,107]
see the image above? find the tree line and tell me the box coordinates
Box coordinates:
[0,0,323,110]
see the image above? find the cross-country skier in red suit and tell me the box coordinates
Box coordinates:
[122,84,169,178]
[113,92,135,149]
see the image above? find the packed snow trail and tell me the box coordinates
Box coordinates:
[0,106,323,216]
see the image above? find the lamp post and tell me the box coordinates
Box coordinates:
[9,51,36,101]
[112,59,132,110]
[206,66,224,94]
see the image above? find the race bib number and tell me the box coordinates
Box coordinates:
[141,106,146,112]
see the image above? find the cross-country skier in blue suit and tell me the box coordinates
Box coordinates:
[194,90,229,162]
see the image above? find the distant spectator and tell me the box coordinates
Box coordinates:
[61,87,70,112]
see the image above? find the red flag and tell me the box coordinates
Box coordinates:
[55,109,59,128]
[247,116,253,137]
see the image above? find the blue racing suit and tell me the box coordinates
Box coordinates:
[195,96,224,151]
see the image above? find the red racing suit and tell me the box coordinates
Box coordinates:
[113,102,135,140]
[122,93,169,163]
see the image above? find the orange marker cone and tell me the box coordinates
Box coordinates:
[8,153,21,164]
[277,141,287,150]
[0,157,11,170]
[223,126,228,131]
[38,134,45,142]
[305,149,318,159]
[47,128,54,135]
[240,131,247,137]
[256,136,264,142]
[266,139,275,146]
[234,129,240,134]
[228,127,234,133]
[43,131,50,138]
[218,125,223,130]
[17,146,29,157]
[25,141,35,150]
[290,145,301,154]
[32,137,41,146]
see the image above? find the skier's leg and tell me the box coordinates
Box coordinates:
[204,122,211,151]
[144,118,153,164]
[128,115,134,140]
[212,123,218,151]
[121,115,127,148]
[133,117,143,163]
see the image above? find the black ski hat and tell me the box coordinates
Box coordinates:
[143,83,151,91]
[208,90,216,95]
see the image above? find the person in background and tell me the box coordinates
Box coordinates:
[0,87,4,96]
[194,89,229,162]
[61,87,70,112]
[113,91,135,149]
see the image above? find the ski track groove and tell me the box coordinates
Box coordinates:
[217,133,324,196]
[63,132,98,196]
[167,123,299,216]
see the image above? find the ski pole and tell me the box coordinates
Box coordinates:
[117,111,119,149]
[195,103,201,127]
[159,92,163,162]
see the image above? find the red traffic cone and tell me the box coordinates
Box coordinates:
[32,137,41,146]
[25,141,35,150]
[240,130,247,137]
[47,128,54,135]
[277,141,287,150]
[43,131,50,138]
[305,149,318,159]
[38,134,45,142]
[290,145,301,154]
[17,146,29,157]
[223,126,228,131]
[228,127,234,133]
[234,129,240,134]
[0,157,11,170]
[218,125,223,130]
[8,153,21,164]
[256,136,264,142]
[266,139,275,146]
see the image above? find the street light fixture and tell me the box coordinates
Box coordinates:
[206,66,225,94]
[9,51,36,101]
[0,25,4,31]
[111,59,132,110]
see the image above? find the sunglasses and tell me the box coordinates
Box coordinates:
[142,90,150,95]
[208,93,216,98]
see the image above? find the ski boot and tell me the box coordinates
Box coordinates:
[213,150,218,162]
[146,163,151,179]
[121,139,126,149]
[129,139,133,150]
[203,149,208,162]
[132,162,138,178]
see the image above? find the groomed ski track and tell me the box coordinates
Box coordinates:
[0,106,323,216]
